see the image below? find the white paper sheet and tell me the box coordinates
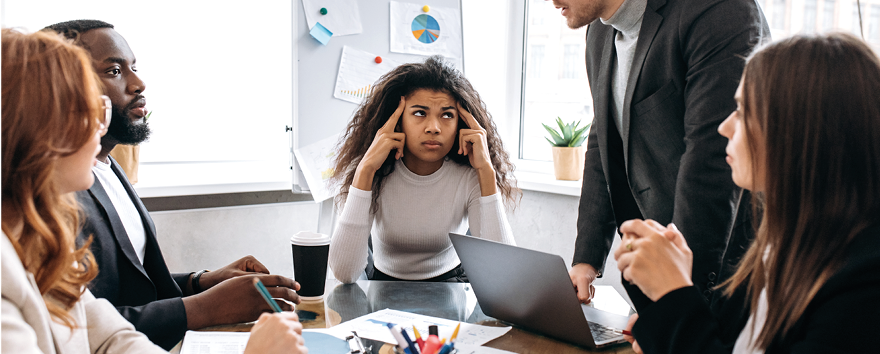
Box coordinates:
[179,331,250,354]
[390,1,463,59]
[301,0,363,36]
[293,133,341,202]
[454,344,518,354]
[331,308,512,346]
[178,329,353,354]
[333,46,407,105]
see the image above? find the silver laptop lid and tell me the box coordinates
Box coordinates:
[450,233,630,348]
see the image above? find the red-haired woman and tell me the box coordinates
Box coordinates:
[1,28,306,354]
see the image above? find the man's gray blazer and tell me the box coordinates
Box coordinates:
[574,0,769,310]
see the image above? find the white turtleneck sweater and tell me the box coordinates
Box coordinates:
[329,158,516,283]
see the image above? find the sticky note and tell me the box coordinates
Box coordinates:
[310,22,333,45]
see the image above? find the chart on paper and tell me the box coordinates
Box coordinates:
[333,46,406,104]
[411,14,440,43]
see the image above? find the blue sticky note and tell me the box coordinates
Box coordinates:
[310,22,333,45]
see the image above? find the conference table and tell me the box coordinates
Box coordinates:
[173,279,635,354]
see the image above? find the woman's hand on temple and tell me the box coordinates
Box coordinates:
[456,102,492,172]
[352,97,407,191]
[614,220,694,302]
[457,102,497,196]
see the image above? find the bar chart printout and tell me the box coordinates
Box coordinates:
[333,46,405,104]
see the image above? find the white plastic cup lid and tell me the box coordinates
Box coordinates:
[290,231,331,246]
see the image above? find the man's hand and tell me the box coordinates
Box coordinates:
[569,263,598,304]
[183,274,301,330]
[244,312,308,354]
[198,255,271,290]
[623,314,643,354]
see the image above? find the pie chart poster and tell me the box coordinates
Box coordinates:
[389,1,463,59]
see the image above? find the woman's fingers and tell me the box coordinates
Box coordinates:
[456,102,484,131]
[458,129,484,156]
[381,96,407,133]
[390,134,405,159]
[619,219,665,240]
[614,233,636,260]
[615,249,635,279]
[663,223,691,253]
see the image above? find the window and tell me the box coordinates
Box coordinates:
[804,0,818,33]
[773,0,788,30]
[823,0,837,31]
[528,45,546,79]
[1,0,294,197]
[759,0,872,49]
[515,0,877,166]
[520,2,593,162]
[562,44,583,79]
[854,3,867,36]
[871,5,880,41]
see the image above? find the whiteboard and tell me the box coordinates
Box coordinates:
[292,0,464,192]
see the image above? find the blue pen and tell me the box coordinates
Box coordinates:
[396,325,421,354]
[253,278,283,313]
[387,323,413,354]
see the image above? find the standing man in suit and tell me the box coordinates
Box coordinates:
[45,20,302,350]
[550,0,768,311]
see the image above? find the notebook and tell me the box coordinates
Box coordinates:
[449,233,634,348]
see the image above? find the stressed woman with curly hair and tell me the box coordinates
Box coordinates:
[329,56,520,283]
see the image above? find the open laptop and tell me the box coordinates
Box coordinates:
[449,233,634,349]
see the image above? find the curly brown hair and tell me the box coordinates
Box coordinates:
[331,56,519,212]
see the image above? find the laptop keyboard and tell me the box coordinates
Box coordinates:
[588,321,622,342]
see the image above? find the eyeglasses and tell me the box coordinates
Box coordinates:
[98,95,111,136]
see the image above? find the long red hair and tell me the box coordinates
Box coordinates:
[1,28,101,328]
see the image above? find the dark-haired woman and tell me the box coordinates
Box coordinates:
[613,33,880,353]
[329,56,519,283]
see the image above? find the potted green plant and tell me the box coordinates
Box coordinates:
[543,117,591,180]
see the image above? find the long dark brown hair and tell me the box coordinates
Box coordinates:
[1,28,101,328]
[331,56,519,211]
[723,33,880,349]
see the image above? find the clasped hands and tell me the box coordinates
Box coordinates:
[614,219,694,302]
[614,220,694,353]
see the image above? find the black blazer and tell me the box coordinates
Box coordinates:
[76,156,190,350]
[632,225,880,353]
[573,0,769,309]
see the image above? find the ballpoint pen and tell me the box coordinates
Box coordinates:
[399,328,421,354]
[387,323,414,354]
[253,278,283,313]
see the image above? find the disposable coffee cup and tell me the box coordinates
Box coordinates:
[290,231,331,300]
